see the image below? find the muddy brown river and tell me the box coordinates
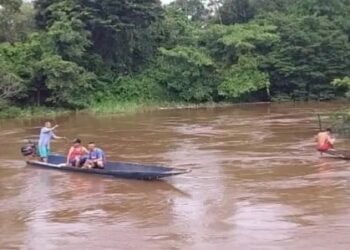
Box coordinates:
[1,102,350,250]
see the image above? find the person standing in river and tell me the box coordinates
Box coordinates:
[38,121,65,162]
[315,128,335,153]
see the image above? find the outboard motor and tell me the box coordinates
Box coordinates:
[21,140,36,157]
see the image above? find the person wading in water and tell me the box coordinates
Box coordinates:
[315,128,335,153]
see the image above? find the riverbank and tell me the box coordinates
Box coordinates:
[88,100,269,114]
[2,99,349,120]
[0,100,273,119]
[0,105,70,119]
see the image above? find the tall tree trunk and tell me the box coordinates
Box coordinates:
[266,81,271,100]
[37,89,41,106]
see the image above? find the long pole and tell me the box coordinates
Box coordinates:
[317,114,322,131]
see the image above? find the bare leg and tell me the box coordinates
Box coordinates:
[83,160,93,169]
[73,156,81,167]
[96,160,104,169]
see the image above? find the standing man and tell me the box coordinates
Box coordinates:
[38,121,65,162]
[315,128,335,153]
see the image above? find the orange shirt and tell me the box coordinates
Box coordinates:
[69,146,86,160]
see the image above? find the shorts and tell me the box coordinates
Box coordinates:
[69,156,87,167]
[87,159,105,169]
[317,142,333,152]
[38,147,50,158]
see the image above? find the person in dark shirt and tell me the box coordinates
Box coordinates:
[21,140,36,159]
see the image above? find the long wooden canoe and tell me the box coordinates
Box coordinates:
[27,154,191,180]
[321,150,350,160]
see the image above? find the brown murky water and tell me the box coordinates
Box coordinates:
[1,102,350,250]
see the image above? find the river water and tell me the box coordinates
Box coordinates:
[1,102,350,250]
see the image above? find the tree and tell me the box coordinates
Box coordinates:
[33,54,96,107]
[0,31,97,107]
[218,56,269,99]
[159,8,200,48]
[3,0,350,113]
[157,46,218,102]
[42,1,91,64]
[296,0,350,19]
[0,65,24,101]
[34,0,163,73]
[265,14,350,100]
[219,0,255,25]
[213,22,278,99]
[168,0,208,21]
[332,77,350,97]
[250,0,298,14]
[0,0,35,43]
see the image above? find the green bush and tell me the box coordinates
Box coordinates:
[0,101,23,119]
[114,75,165,102]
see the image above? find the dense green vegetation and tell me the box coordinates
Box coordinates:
[1,0,350,115]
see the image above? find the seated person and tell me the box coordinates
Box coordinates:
[66,138,89,167]
[315,128,335,152]
[84,142,106,169]
[21,140,37,159]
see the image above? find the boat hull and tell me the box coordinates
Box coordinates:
[27,154,190,180]
[321,150,350,160]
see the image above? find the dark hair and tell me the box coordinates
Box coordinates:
[326,128,332,133]
[73,138,81,144]
[88,142,95,145]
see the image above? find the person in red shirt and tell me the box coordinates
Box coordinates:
[66,139,89,167]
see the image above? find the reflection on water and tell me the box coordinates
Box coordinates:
[1,102,350,249]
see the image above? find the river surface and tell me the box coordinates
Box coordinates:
[1,102,350,250]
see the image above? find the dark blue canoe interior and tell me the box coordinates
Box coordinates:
[49,155,171,172]
[27,154,190,180]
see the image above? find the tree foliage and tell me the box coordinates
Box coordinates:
[219,0,255,25]
[1,0,350,112]
[168,0,208,21]
[265,14,350,100]
[0,0,35,43]
[218,56,269,99]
